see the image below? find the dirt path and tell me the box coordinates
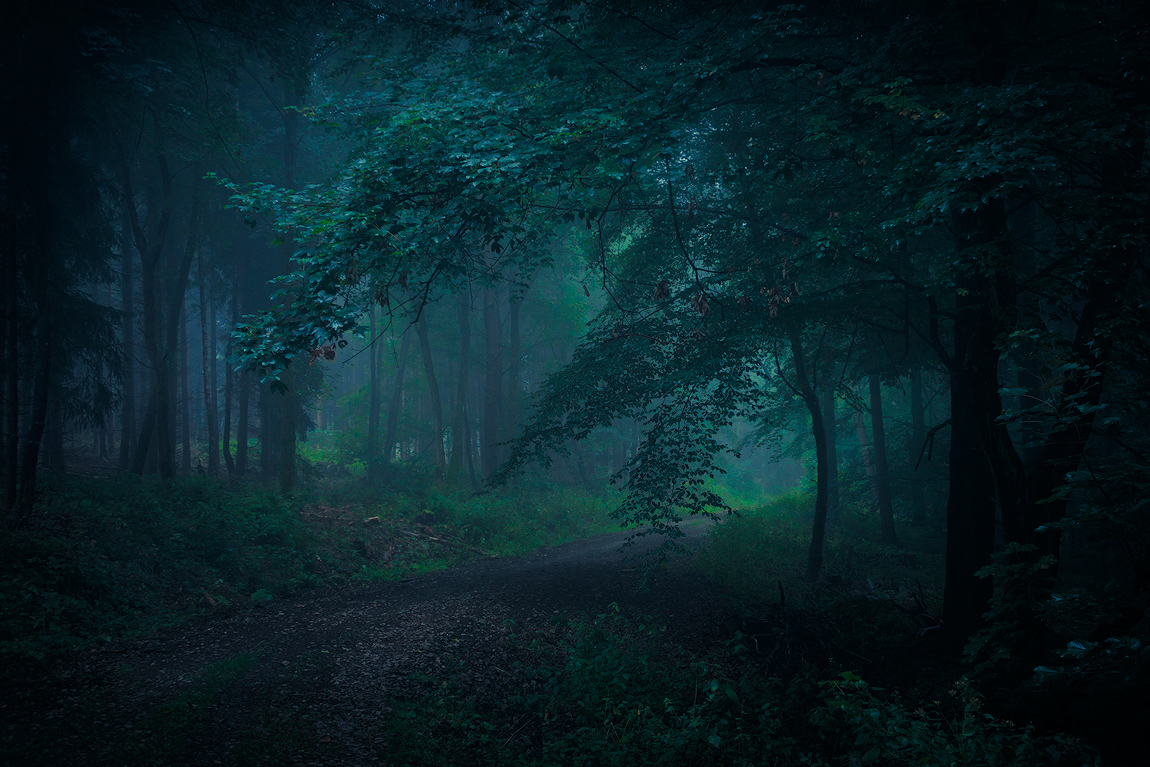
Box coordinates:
[7,519,733,766]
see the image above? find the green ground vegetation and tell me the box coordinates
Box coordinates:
[0,472,615,662]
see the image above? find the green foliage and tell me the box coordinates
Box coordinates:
[0,475,328,660]
[0,472,620,662]
[368,608,1093,767]
[811,674,1095,767]
[696,494,812,603]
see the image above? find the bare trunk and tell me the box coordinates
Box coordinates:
[367,307,381,481]
[819,386,839,518]
[416,313,445,477]
[222,263,238,476]
[118,181,136,471]
[870,373,897,544]
[199,253,219,477]
[4,239,18,510]
[236,370,249,475]
[447,294,471,483]
[15,307,50,524]
[382,331,413,465]
[180,305,191,471]
[482,286,501,478]
[908,368,927,525]
[279,361,297,492]
[787,322,829,583]
[505,295,521,444]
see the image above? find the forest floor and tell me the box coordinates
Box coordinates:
[4,518,737,766]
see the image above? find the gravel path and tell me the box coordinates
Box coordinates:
[6,519,732,766]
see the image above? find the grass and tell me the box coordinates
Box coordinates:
[0,470,620,663]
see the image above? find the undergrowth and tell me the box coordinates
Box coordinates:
[0,471,616,662]
[366,606,1097,766]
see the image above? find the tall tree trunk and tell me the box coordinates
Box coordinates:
[236,370,249,476]
[870,373,897,545]
[505,294,521,445]
[787,323,829,583]
[279,360,297,492]
[117,176,136,471]
[4,239,19,511]
[482,286,502,479]
[367,307,380,482]
[854,411,878,504]
[45,390,63,473]
[908,368,927,525]
[819,386,839,519]
[416,313,445,477]
[382,331,412,466]
[222,263,237,476]
[199,252,219,477]
[260,381,280,485]
[180,305,191,472]
[448,294,471,484]
[15,306,51,524]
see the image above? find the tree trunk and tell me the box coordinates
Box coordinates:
[908,368,927,525]
[199,252,219,477]
[416,312,445,477]
[819,386,839,519]
[870,373,897,545]
[4,238,19,511]
[279,361,297,492]
[180,304,191,472]
[15,306,51,524]
[222,263,238,476]
[236,370,249,476]
[941,363,997,654]
[482,286,502,479]
[382,331,413,466]
[854,412,878,504]
[260,381,280,485]
[505,294,521,445]
[117,173,137,471]
[787,323,829,583]
[367,307,381,482]
[447,293,471,483]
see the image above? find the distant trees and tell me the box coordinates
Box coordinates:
[227,0,1148,657]
[3,0,1147,669]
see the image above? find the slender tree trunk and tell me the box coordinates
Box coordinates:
[448,294,471,483]
[260,381,280,484]
[279,360,297,492]
[870,374,897,544]
[45,390,63,473]
[416,313,445,477]
[4,241,19,510]
[908,368,927,525]
[209,282,219,467]
[180,306,191,472]
[787,323,829,583]
[819,386,839,519]
[383,331,412,466]
[118,179,136,471]
[16,307,51,524]
[482,286,502,479]
[505,295,521,445]
[367,307,380,482]
[236,370,249,476]
[222,265,237,476]
[199,253,219,477]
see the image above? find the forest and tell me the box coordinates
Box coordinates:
[1,0,1147,765]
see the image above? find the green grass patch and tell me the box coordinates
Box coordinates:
[0,471,622,663]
